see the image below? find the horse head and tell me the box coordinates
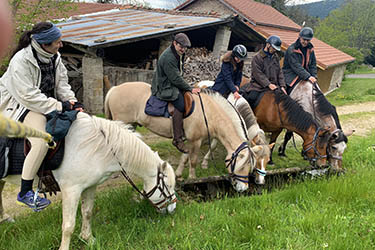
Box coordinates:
[327,129,354,169]
[144,161,177,214]
[302,126,331,167]
[250,139,274,185]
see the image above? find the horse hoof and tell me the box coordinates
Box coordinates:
[201,163,208,169]
[268,160,274,165]
[278,152,287,157]
[0,214,15,223]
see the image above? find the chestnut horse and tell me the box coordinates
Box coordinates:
[104,82,260,192]
[278,81,353,169]
[244,89,331,166]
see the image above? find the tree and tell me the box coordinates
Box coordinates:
[315,0,375,66]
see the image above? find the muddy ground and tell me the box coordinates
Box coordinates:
[2,101,375,220]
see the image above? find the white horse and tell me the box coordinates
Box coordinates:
[0,112,177,250]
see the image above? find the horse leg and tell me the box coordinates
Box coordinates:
[188,141,202,179]
[59,188,82,250]
[269,130,282,165]
[0,180,14,223]
[201,139,218,169]
[176,153,189,178]
[79,186,96,245]
[278,130,293,157]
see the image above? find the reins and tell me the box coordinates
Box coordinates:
[99,129,176,211]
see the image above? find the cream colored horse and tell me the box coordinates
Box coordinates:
[186,81,272,185]
[0,112,177,250]
[104,82,261,192]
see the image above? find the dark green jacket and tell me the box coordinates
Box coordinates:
[151,45,192,101]
[282,39,317,87]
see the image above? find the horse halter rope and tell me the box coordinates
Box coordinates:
[301,127,327,163]
[99,129,177,211]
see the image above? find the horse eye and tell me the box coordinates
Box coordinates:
[331,146,337,150]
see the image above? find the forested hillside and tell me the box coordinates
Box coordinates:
[296,0,345,18]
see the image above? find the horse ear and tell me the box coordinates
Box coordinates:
[343,129,355,137]
[161,161,168,172]
[268,143,275,149]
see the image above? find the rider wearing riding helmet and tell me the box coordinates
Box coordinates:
[211,44,247,99]
[240,35,286,109]
[282,27,317,94]
[0,22,83,211]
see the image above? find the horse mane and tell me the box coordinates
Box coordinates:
[80,114,161,175]
[273,90,318,132]
[201,89,248,140]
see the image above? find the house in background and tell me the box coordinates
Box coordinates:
[176,0,355,93]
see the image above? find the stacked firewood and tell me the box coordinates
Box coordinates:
[183,47,255,84]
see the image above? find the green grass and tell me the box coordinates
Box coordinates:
[2,131,375,250]
[326,78,375,106]
[352,65,375,74]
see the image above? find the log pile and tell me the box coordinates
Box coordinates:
[183,47,255,84]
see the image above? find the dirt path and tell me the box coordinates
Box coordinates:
[2,101,375,221]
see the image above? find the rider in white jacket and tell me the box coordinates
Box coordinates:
[0,22,82,211]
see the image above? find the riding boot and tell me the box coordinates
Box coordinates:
[172,109,188,153]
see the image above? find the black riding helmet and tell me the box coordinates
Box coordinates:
[299,27,314,40]
[232,44,247,60]
[266,35,282,51]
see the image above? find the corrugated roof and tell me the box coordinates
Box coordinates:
[57,8,229,48]
[176,0,355,68]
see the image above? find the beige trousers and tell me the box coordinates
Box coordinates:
[22,111,49,180]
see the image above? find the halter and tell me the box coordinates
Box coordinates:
[121,168,177,212]
[225,142,252,183]
[301,127,327,163]
[99,129,177,212]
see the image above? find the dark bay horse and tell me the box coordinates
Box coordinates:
[278,81,353,169]
[244,89,331,166]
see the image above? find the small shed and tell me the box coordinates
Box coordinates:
[57,6,237,114]
[176,0,355,93]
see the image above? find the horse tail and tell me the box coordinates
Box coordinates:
[104,87,114,120]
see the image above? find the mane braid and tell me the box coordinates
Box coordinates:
[91,116,159,175]
[273,91,318,131]
[202,91,247,141]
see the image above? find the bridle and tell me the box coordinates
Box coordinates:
[100,129,177,212]
[301,126,327,164]
[225,142,264,183]
[121,167,177,212]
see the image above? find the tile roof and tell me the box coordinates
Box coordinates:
[176,0,355,68]
[249,24,355,69]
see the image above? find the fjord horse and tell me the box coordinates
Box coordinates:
[104,82,258,192]
[1,112,177,250]
[244,89,331,166]
[278,81,353,169]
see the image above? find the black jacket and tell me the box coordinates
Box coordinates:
[282,39,317,87]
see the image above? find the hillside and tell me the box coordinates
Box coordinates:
[295,0,345,18]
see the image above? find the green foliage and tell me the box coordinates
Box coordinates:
[315,0,375,71]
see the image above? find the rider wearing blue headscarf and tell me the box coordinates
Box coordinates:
[0,22,83,211]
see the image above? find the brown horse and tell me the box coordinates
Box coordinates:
[278,81,353,169]
[104,82,263,192]
[244,89,331,166]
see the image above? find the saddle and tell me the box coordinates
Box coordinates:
[0,137,63,195]
[145,91,195,118]
[168,91,195,118]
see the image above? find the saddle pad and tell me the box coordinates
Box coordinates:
[0,137,64,178]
